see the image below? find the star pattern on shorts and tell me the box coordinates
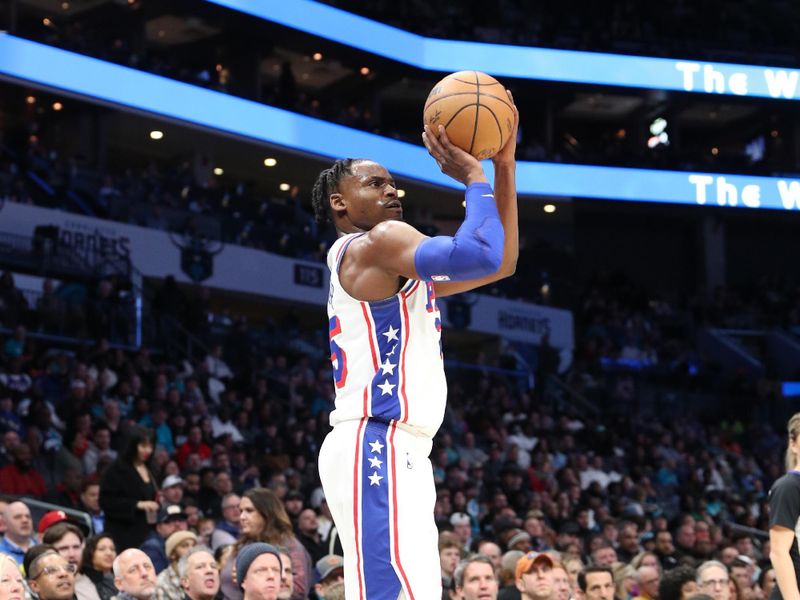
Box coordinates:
[379,358,396,375]
[382,325,399,342]
[377,379,396,396]
[369,439,384,454]
[368,456,383,469]
[368,472,383,486]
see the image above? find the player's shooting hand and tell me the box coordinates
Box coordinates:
[492,89,518,166]
[422,124,487,187]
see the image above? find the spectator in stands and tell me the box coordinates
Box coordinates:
[140,505,188,574]
[80,534,117,600]
[83,426,117,477]
[176,426,211,469]
[440,531,464,589]
[451,512,473,551]
[112,549,157,600]
[616,522,641,564]
[515,552,554,600]
[79,481,105,534]
[312,555,344,599]
[654,531,678,571]
[294,509,325,564]
[696,561,730,600]
[0,443,46,496]
[658,566,697,600]
[220,488,310,600]
[758,569,775,599]
[210,493,240,551]
[0,552,24,600]
[236,543,282,600]
[674,525,697,561]
[99,426,159,551]
[276,549,293,600]
[26,548,76,600]
[578,567,615,600]
[632,566,660,600]
[552,563,572,600]
[591,542,618,568]
[0,502,35,564]
[454,555,499,600]
[155,531,197,600]
[160,476,185,507]
[177,546,218,600]
[42,522,98,600]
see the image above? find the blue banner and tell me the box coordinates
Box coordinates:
[207,0,800,101]
[3,33,800,211]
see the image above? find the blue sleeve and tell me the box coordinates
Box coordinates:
[414,182,504,282]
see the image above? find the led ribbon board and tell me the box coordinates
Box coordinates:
[207,0,800,101]
[3,33,800,211]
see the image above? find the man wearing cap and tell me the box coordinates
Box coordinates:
[236,543,283,600]
[314,555,344,600]
[453,555,498,600]
[140,505,188,573]
[161,476,185,508]
[113,549,158,600]
[155,531,197,600]
[178,546,219,600]
[0,501,35,564]
[451,512,473,551]
[515,552,554,600]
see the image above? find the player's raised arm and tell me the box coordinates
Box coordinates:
[424,89,519,297]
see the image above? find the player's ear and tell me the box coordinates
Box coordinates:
[330,192,346,212]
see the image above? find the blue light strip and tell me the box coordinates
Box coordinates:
[4,34,800,212]
[783,382,800,397]
[208,0,800,101]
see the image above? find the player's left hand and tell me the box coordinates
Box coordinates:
[423,124,487,186]
[492,89,518,166]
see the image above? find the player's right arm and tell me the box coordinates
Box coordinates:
[341,140,503,301]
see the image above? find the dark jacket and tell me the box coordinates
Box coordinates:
[99,459,158,550]
[140,531,168,574]
[83,566,118,600]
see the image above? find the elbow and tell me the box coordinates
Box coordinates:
[499,255,518,278]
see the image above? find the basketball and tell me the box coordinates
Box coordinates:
[423,71,515,160]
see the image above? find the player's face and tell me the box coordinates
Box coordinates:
[336,161,401,229]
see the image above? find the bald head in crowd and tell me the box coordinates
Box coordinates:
[113,549,157,600]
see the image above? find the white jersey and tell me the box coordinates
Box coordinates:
[326,232,447,439]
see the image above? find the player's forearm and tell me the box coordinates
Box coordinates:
[492,159,518,277]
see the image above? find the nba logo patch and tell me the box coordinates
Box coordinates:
[431,274,451,282]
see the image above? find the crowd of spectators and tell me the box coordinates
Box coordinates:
[0,262,791,600]
[7,0,800,177]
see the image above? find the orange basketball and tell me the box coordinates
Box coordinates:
[423,71,514,160]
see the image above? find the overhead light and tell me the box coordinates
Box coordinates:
[771,130,780,138]
[360,67,370,76]
[213,167,224,176]
[312,52,323,61]
[397,189,406,198]
[279,183,290,191]
[42,17,53,27]
[711,147,719,155]
[52,102,63,111]
[649,118,667,136]
[543,204,556,214]
[157,30,165,38]
[61,2,70,9]
[25,96,36,105]
[263,158,277,167]
[149,130,164,140]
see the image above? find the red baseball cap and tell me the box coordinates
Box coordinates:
[38,510,69,535]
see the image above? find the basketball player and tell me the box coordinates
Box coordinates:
[312,90,518,600]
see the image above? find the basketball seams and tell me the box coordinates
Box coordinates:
[449,77,503,86]
[481,104,504,152]
[469,71,481,155]
[423,92,513,113]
